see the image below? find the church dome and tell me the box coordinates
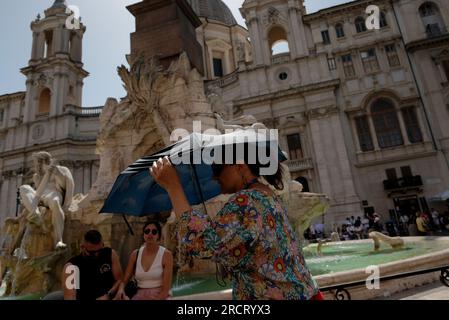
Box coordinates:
[187,0,237,26]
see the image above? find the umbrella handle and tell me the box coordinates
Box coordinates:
[122,215,135,236]
[191,165,208,215]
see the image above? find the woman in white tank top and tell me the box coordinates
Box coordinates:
[116,221,173,300]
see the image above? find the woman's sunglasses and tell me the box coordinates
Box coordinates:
[144,229,158,235]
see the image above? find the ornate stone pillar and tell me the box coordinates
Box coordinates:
[397,111,411,145]
[31,32,39,61]
[53,26,63,54]
[208,47,214,78]
[83,161,91,194]
[288,1,308,58]
[248,13,264,66]
[367,116,381,150]
[36,32,46,60]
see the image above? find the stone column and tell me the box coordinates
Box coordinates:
[397,110,411,145]
[351,118,362,152]
[248,14,264,66]
[51,74,63,116]
[288,1,307,58]
[224,49,231,74]
[436,63,447,82]
[416,106,430,142]
[23,78,35,123]
[37,32,46,60]
[62,29,70,54]
[31,32,39,61]
[208,47,214,78]
[367,116,381,150]
[83,161,91,194]
[54,26,63,54]
[0,174,10,223]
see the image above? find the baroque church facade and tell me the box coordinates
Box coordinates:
[1,0,449,229]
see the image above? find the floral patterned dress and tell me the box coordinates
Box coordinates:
[176,189,319,300]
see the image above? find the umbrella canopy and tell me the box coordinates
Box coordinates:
[100,130,286,216]
[429,189,449,202]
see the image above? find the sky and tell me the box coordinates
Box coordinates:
[0,0,352,107]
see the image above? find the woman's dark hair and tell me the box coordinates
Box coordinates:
[143,221,162,240]
[247,163,284,190]
[211,141,285,190]
[84,230,102,244]
[211,163,284,190]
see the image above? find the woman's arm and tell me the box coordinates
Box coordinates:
[108,249,123,299]
[157,250,173,300]
[115,250,137,300]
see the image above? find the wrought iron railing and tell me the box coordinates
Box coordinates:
[319,265,449,300]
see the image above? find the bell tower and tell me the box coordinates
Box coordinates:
[21,0,88,123]
[240,0,308,66]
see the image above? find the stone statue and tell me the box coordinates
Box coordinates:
[19,151,74,249]
[0,152,75,296]
[369,231,404,251]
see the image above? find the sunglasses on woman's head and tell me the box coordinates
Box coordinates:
[144,229,158,235]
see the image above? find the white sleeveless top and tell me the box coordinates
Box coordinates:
[135,245,165,288]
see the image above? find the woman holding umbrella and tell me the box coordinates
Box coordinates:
[150,152,323,300]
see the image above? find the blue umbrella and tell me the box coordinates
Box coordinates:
[99,131,286,218]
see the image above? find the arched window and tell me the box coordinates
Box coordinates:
[371,98,403,148]
[268,26,290,55]
[38,88,51,115]
[355,16,367,33]
[380,12,388,28]
[335,23,345,38]
[296,177,310,192]
[419,2,445,37]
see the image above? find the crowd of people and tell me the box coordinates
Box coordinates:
[304,208,449,242]
[398,208,449,236]
[304,212,384,241]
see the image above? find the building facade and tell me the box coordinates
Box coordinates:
[1,0,449,229]
[0,1,101,224]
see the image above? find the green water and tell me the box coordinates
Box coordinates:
[303,240,448,275]
[171,240,448,297]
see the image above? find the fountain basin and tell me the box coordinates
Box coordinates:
[172,237,449,300]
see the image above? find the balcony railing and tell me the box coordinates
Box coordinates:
[205,71,239,90]
[286,158,313,172]
[64,104,103,116]
[383,175,423,191]
[271,53,291,65]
